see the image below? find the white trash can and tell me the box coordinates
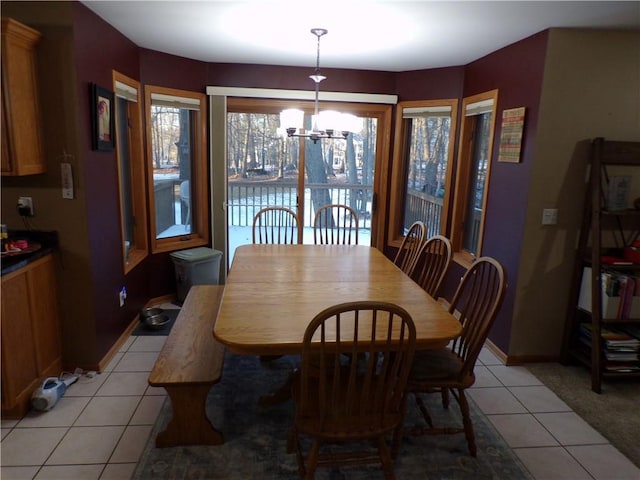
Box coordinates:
[170,247,223,304]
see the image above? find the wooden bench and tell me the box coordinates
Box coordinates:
[148,285,225,447]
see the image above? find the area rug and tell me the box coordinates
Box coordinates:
[527,362,640,468]
[132,309,179,336]
[134,353,532,479]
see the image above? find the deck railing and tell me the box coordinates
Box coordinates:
[227,181,373,229]
[160,179,478,247]
[404,190,444,238]
[225,181,457,238]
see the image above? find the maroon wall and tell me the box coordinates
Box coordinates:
[140,48,209,92]
[456,30,549,351]
[205,63,396,95]
[395,66,465,101]
[72,3,143,356]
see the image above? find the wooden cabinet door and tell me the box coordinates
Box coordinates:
[1,269,39,411]
[1,17,44,176]
[28,255,62,374]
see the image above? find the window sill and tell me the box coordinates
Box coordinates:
[453,250,475,270]
[123,247,147,274]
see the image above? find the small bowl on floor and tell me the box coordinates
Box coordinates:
[144,313,170,330]
[140,307,164,319]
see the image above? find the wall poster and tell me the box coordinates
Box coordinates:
[498,106,526,163]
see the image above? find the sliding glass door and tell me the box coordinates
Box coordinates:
[225,98,388,261]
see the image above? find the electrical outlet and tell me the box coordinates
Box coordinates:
[119,286,127,307]
[17,197,34,217]
[542,208,558,225]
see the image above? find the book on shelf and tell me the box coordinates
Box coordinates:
[601,255,633,266]
[579,323,640,348]
[578,268,640,319]
[603,350,639,362]
[617,324,640,339]
[604,362,640,373]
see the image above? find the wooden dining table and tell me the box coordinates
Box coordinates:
[213,244,462,355]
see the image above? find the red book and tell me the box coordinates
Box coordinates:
[622,276,635,320]
[616,276,628,320]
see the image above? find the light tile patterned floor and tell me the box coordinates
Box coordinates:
[1,333,639,480]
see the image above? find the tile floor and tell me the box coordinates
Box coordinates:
[2,332,639,480]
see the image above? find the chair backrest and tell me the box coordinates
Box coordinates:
[393,221,427,277]
[252,206,300,244]
[313,204,359,245]
[298,301,416,435]
[448,257,506,379]
[414,235,453,298]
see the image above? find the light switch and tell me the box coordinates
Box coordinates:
[542,208,558,225]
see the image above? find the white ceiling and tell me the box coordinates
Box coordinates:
[82,1,640,72]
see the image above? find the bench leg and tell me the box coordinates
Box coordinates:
[156,384,223,447]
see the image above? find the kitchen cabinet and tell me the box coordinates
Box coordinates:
[1,17,45,176]
[1,254,62,418]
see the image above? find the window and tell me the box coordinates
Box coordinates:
[451,90,498,263]
[113,71,147,272]
[389,99,458,245]
[145,86,209,253]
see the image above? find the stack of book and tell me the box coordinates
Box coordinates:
[579,323,640,372]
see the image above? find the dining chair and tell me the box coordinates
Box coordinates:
[252,206,300,363]
[288,301,416,479]
[393,221,427,278]
[252,206,300,244]
[313,203,359,245]
[413,235,452,298]
[394,256,506,457]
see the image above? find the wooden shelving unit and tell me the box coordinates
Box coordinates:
[562,137,640,393]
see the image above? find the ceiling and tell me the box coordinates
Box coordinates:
[82,1,640,72]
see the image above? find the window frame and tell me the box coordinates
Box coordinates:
[144,85,209,253]
[388,99,458,248]
[450,89,499,266]
[112,71,148,273]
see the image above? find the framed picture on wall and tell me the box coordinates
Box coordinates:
[90,83,115,151]
[498,106,526,163]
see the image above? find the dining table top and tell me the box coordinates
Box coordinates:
[213,244,462,355]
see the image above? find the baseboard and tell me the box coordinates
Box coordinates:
[62,295,177,373]
[485,339,561,366]
[484,339,508,364]
[96,314,140,372]
[95,294,177,372]
[145,294,176,307]
[505,354,561,365]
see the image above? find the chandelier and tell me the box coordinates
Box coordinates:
[280,28,358,143]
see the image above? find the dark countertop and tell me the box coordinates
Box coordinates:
[1,230,59,276]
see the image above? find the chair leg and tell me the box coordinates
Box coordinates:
[457,389,477,457]
[391,395,409,459]
[377,436,396,480]
[305,439,320,479]
[441,387,450,408]
[286,427,296,454]
[414,393,434,428]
